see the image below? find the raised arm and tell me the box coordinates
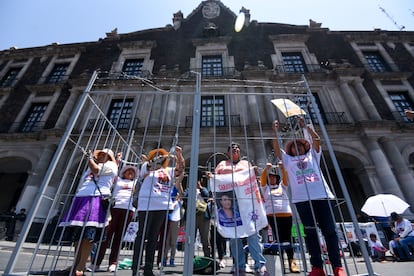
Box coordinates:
[299,117,320,152]
[271,120,282,160]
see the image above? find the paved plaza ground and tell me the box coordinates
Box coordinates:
[1,240,413,276]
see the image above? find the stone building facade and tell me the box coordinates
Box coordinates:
[1,0,414,228]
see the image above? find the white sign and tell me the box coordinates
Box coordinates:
[209,168,267,239]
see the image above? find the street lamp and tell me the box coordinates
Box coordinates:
[234,7,250,32]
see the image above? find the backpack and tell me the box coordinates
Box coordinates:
[193,256,220,274]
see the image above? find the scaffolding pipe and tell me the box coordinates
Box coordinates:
[3,71,99,276]
[183,72,201,275]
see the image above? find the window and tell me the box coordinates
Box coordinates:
[46,63,69,84]
[282,53,307,73]
[0,67,21,87]
[363,51,390,72]
[201,96,225,127]
[202,56,223,77]
[122,59,144,77]
[19,103,48,132]
[389,92,414,122]
[107,99,134,129]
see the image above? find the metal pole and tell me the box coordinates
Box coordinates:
[183,72,201,275]
[302,75,376,276]
[3,71,99,276]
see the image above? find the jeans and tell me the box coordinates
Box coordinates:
[398,235,414,259]
[231,233,266,270]
[295,200,341,268]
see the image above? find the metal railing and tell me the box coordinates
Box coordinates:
[274,64,325,74]
[185,114,241,128]
[191,67,236,78]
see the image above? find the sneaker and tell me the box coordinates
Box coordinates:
[86,264,100,272]
[108,264,116,272]
[254,266,269,276]
[308,267,326,276]
[334,267,346,276]
[219,259,226,269]
[289,259,300,273]
[244,264,253,273]
[162,259,167,267]
[169,258,175,267]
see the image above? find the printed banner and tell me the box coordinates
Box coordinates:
[338,222,379,242]
[123,222,138,242]
[209,168,267,239]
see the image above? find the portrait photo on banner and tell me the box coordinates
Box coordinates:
[209,168,267,239]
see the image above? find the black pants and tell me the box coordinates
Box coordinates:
[267,215,294,260]
[132,210,166,274]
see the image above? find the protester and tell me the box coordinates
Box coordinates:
[272,118,345,276]
[59,148,118,276]
[132,146,184,276]
[260,162,299,273]
[89,165,137,272]
[209,142,269,276]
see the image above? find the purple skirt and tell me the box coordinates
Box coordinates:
[59,196,108,228]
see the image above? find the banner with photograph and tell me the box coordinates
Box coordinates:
[338,222,379,242]
[209,168,267,239]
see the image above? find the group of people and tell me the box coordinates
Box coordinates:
[58,145,185,276]
[55,116,368,276]
[1,207,26,241]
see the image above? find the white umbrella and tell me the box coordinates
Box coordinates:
[361,194,410,217]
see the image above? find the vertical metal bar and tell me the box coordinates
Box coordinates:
[302,75,376,276]
[3,71,99,276]
[183,72,201,275]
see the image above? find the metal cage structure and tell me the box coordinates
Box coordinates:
[3,71,377,276]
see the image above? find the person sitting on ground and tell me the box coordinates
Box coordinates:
[390,212,414,261]
[368,233,387,262]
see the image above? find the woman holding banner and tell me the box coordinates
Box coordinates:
[209,142,269,276]
[271,118,345,276]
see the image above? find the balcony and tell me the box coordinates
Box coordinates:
[323,112,349,124]
[185,115,241,128]
[274,64,325,74]
[84,117,141,131]
[191,67,236,78]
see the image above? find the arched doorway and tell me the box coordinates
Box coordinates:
[0,157,31,212]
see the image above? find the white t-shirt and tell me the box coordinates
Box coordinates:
[394,218,414,238]
[76,161,118,197]
[112,177,136,211]
[282,147,334,203]
[137,167,175,211]
[261,184,292,215]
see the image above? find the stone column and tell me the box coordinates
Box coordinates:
[247,87,259,123]
[338,78,366,121]
[352,79,381,120]
[17,144,57,218]
[363,137,404,198]
[378,136,414,208]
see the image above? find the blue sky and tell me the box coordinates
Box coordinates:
[1,0,413,51]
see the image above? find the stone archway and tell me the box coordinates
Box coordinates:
[322,151,368,220]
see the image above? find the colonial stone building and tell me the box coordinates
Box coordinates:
[1,0,414,233]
